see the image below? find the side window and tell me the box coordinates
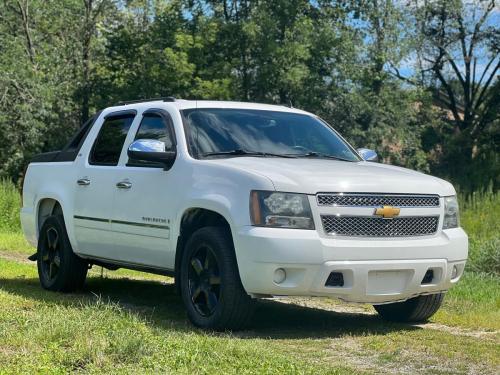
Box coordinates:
[89,114,135,166]
[135,114,173,148]
[127,113,174,167]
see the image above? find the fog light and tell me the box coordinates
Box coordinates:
[273,268,286,284]
[452,265,458,279]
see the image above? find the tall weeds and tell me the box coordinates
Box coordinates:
[0,179,21,232]
[460,188,500,275]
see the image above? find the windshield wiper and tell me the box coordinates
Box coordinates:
[202,149,297,158]
[287,151,354,162]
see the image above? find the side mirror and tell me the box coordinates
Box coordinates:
[357,148,378,162]
[128,139,176,169]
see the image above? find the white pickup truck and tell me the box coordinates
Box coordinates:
[21,98,468,330]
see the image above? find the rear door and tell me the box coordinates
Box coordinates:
[109,108,178,270]
[73,111,137,259]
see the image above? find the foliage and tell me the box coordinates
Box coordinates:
[460,188,500,275]
[0,0,498,190]
[0,179,21,232]
[411,0,499,135]
[407,0,500,190]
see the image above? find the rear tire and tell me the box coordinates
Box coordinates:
[180,226,254,331]
[37,215,88,292]
[374,293,445,322]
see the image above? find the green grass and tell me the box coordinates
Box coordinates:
[0,231,33,255]
[0,259,355,374]
[435,272,500,330]
[0,258,498,374]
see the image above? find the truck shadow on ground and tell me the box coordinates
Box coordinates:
[0,274,420,339]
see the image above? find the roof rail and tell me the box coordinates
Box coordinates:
[117,97,176,105]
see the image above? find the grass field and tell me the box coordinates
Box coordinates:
[0,182,499,374]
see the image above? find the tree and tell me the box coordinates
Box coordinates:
[0,0,497,190]
[413,0,499,141]
[410,0,499,189]
[0,0,115,182]
[80,0,113,122]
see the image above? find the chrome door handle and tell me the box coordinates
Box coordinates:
[116,181,132,189]
[77,178,90,186]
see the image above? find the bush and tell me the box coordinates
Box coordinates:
[460,189,500,276]
[0,179,21,232]
[467,238,500,275]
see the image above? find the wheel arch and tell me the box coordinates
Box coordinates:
[174,206,235,290]
[36,197,64,239]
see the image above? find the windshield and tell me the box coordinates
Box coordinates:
[182,108,360,161]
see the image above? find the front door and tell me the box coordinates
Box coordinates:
[110,109,178,270]
[73,111,136,260]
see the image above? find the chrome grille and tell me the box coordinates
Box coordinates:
[321,215,439,237]
[317,193,440,207]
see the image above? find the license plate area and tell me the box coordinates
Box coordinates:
[367,270,413,295]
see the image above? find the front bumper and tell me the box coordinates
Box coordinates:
[234,227,468,303]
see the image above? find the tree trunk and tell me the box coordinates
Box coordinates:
[81,0,93,123]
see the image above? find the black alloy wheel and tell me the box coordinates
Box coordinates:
[40,225,62,283]
[37,215,88,292]
[187,244,222,317]
[180,226,255,330]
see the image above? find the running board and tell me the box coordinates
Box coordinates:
[87,256,175,277]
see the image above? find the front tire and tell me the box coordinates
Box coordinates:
[37,215,88,292]
[374,293,445,322]
[180,226,254,331]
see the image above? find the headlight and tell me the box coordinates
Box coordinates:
[443,195,459,229]
[250,191,315,229]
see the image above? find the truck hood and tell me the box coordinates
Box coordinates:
[209,158,455,196]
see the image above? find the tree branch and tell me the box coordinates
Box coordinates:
[470,54,497,106]
[455,14,471,114]
[473,59,500,113]
[388,63,419,86]
[468,0,495,57]
[434,66,463,126]
[476,54,498,88]
[472,57,477,97]
[471,86,499,137]
[16,0,36,65]
[456,14,468,60]
[443,49,466,87]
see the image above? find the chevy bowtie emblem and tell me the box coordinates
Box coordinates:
[374,205,400,219]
